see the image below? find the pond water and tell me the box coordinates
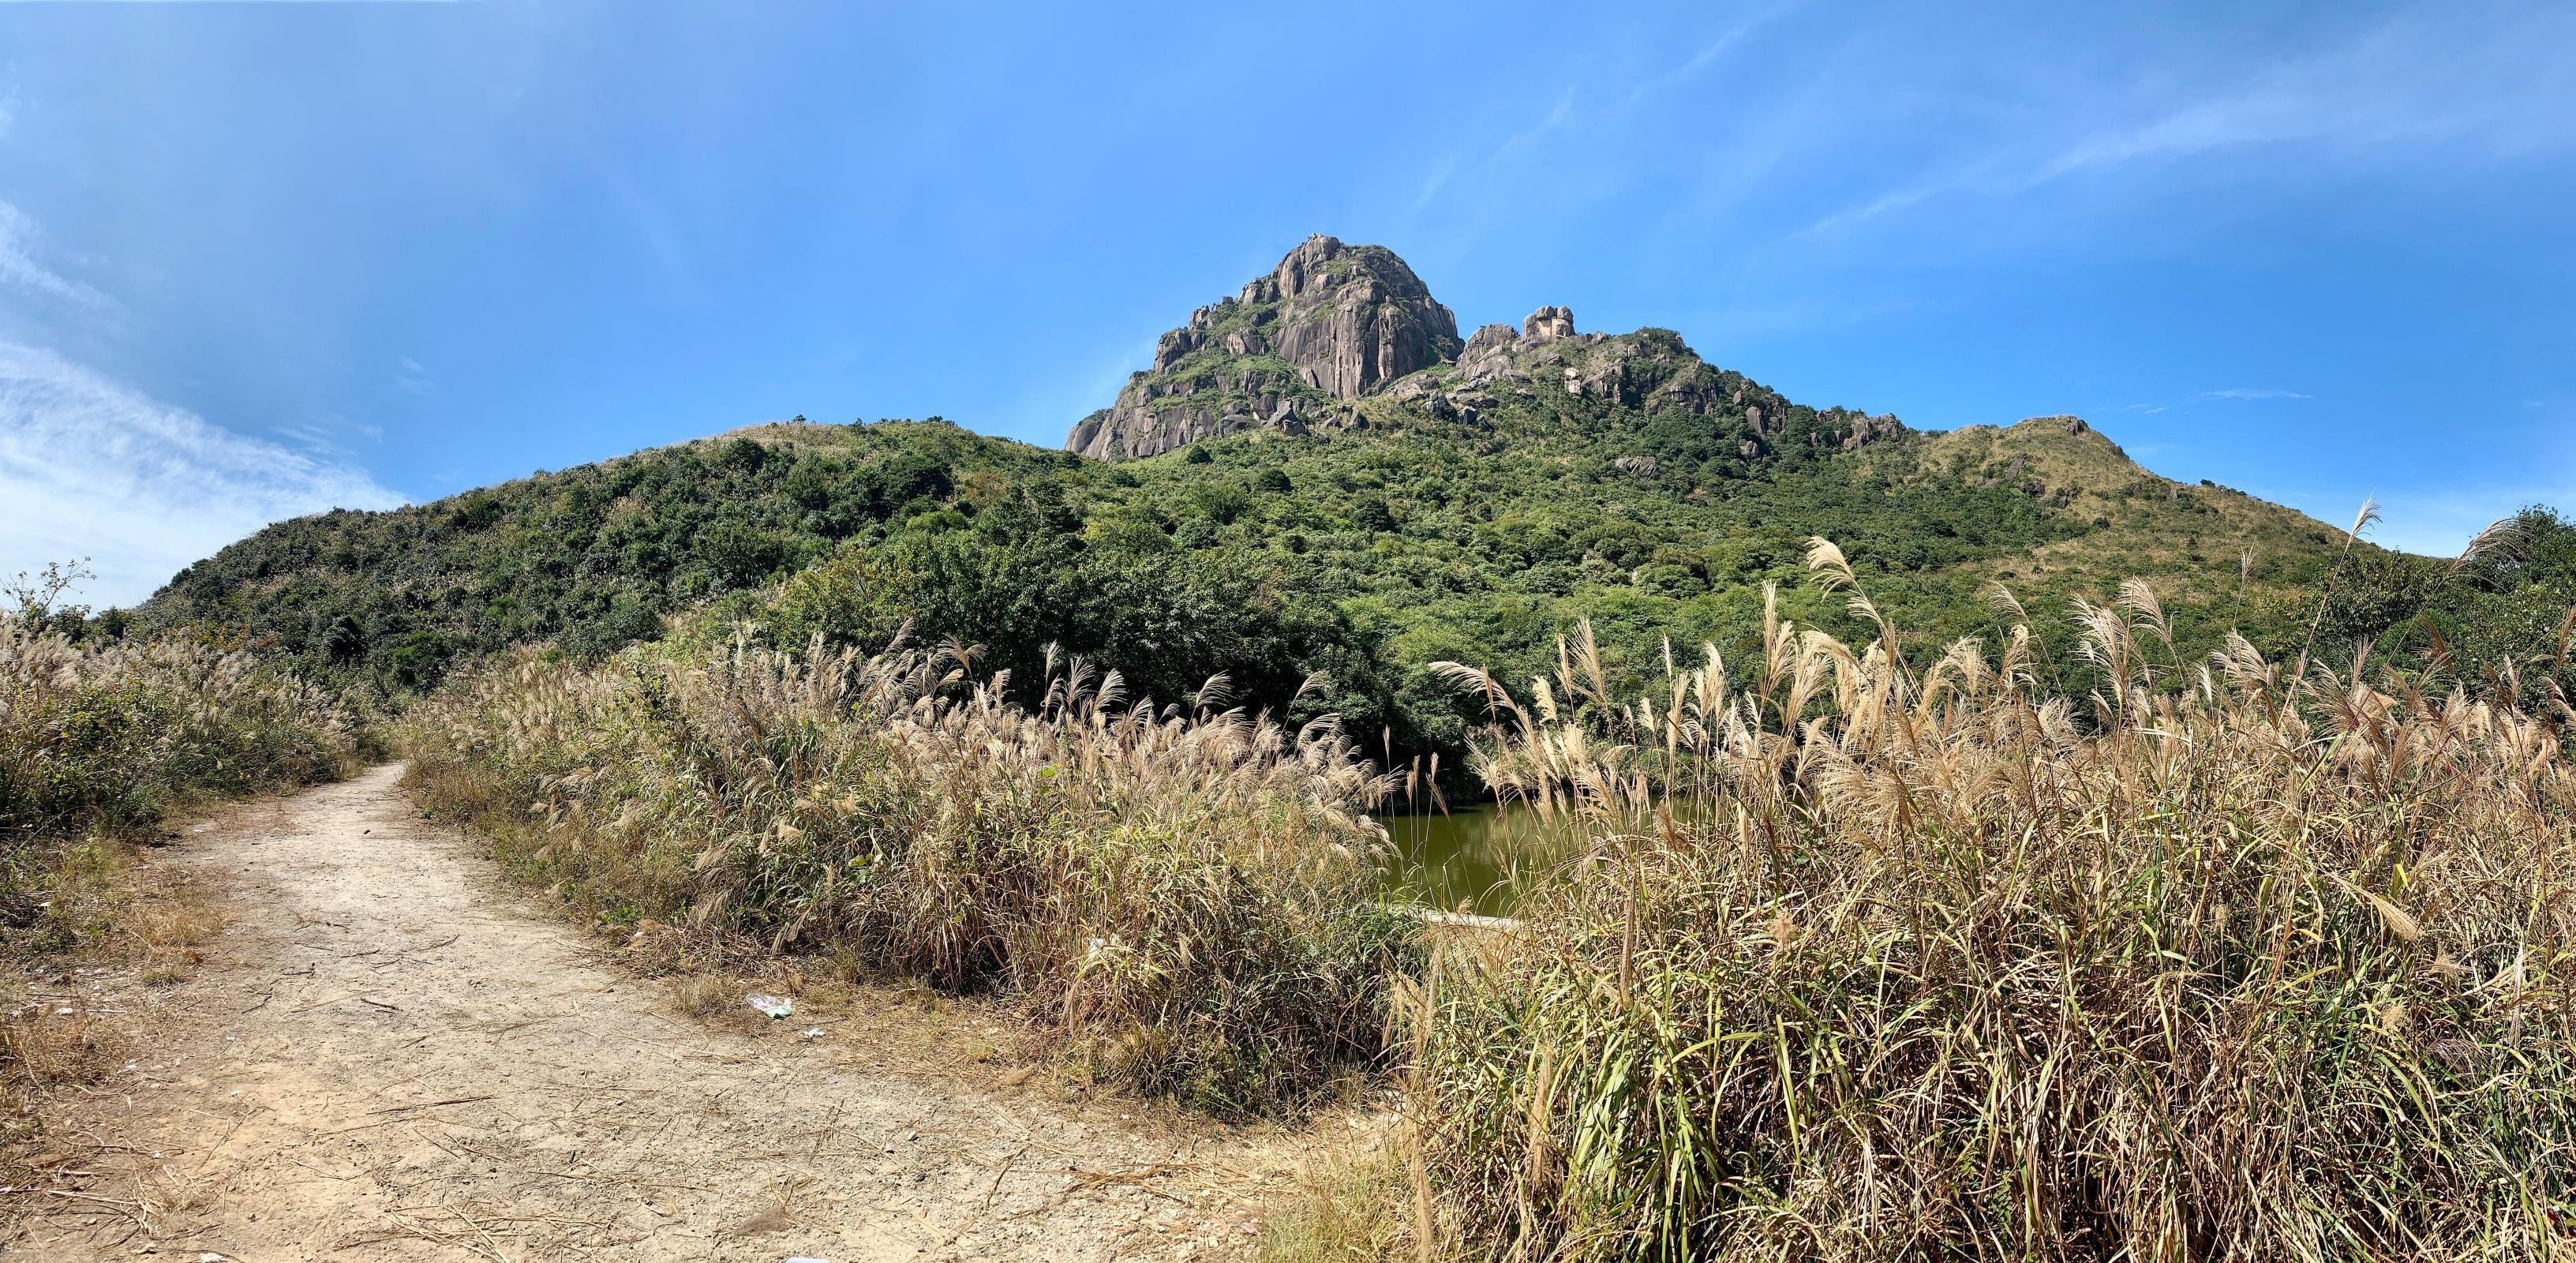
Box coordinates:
[1374,803,1592,916]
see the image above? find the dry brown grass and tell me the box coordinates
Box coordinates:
[670,973,734,1019]
[126,891,223,985]
[1383,535,2576,1261]
[1261,1137,1416,1263]
[0,1006,122,1172]
[401,628,1422,1115]
[1,831,224,1189]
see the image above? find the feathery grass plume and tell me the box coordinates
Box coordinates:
[1405,537,2576,1262]
[2116,576,2177,665]
[400,628,1417,1116]
[2286,497,2384,703]
[2454,513,2531,576]
[1978,578,2030,628]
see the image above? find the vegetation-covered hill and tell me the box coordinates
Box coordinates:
[141,236,2455,766]
[137,418,2346,766]
[74,238,2576,1259]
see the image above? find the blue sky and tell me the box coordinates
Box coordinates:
[2,0,2571,605]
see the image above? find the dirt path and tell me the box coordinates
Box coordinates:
[6,765,1312,1261]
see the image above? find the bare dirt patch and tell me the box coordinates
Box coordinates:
[2,765,1331,1261]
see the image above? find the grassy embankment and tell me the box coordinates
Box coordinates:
[399,629,1421,1116]
[1272,536,2576,1261]
[1,613,361,1164]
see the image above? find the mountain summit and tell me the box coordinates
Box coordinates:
[1066,235,1460,459]
[1065,235,1908,462]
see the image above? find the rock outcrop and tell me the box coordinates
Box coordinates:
[1461,323,1517,362]
[1064,237,1913,463]
[1521,305,1575,343]
[1065,235,1460,460]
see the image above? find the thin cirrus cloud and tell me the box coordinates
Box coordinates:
[1615,1,1806,111]
[0,175,399,609]
[2122,391,2305,413]
[0,200,116,315]
[0,342,406,609]
[1792,2,2576,242]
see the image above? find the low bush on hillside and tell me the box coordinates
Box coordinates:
[1371,542,2576,1261]
[399,630,1420,1116]
[1,613,360,923]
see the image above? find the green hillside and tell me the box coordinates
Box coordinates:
[140,238,2403,766]
[140,418,2347,763]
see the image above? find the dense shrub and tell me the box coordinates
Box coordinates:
[0,617,356,841]
[0,613,361,921]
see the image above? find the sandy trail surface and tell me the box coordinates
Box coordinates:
[6,765,1309,1261]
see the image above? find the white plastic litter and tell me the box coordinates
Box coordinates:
[746,994,795,1019]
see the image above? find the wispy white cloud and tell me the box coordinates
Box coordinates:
[0,343,406,607]
[1413,154,1460,211]
[1618,2,1805,110]
[1005,331,1158,442]
[2115,389,2305,415]
[1793,2,2576,241]
[0,201,115,313]
[1492,86,1578,163]
[1449,6,1795,206]
[395,355,431,393]
[0,65,20,145]
[1792,177,1974,239]
[268,411,384,455]
[2043,6,2574,178]
[593,163,698,294]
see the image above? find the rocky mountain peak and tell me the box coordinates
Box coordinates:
[1064,238,1909,464]
[1066,237,1460,460]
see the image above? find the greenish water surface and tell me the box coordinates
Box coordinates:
[1375,803,1589,916]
